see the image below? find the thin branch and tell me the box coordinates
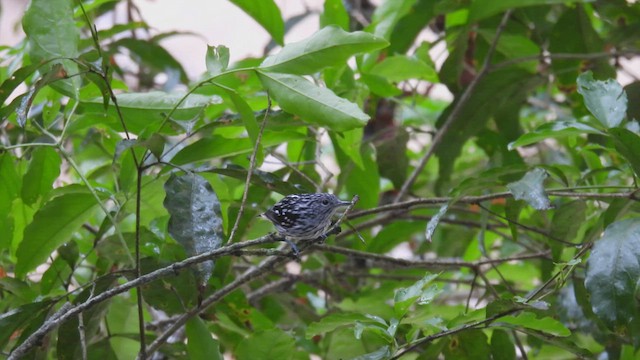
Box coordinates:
[8,235,281,360]
[394,10,514,202]
[228,96,271,242]
[351,189,639,220]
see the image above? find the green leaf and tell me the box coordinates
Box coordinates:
[81,91,213,134]
[306,313,376,338]
[163,173,225,285]
[228,0,284,45]
[490,329,516,360]
[394,273,439,318]
[506,168,552,210]
[170,131,306,165]
[16,64,70,127]
[206,45,230,75]
[320,0,349,30]
[370,0,417,39]
[0,63,40,105]
[369,55,438,82]
[21,147,61,206]
[508,120,604,150]
[235,329,295,360]
[550,200,586,243]
[112,38,188,83]
[213,83,261,156]
[15,192,100,278]
[186,317,223,360]
[57,275,118,360]
[353,346,392,360]
[0,300,53,349]
[257,72,369,132]
[260,26,388,75]
[444,330,491,359]
[608,127,640,177]
[585,218,640,329]
[204,165,304,195]
[469,0,593,22]
[0,153,21,218]
[577,71,627,128]
[497,312,571,337]
[22,0,80,97]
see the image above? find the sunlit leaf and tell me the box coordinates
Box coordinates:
[228,0,284,45]
[15,191,101,278]
[257,72,369,132]
[260,26,388,75]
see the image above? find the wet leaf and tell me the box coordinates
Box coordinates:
[585,218,640,329]
[163,173,224,286]
[506,168,552,210]
[577,71,627,129]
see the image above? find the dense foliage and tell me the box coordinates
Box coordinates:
[1,0,640,359]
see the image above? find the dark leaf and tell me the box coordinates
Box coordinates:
[163,173,224,286]
[585,218,640,329]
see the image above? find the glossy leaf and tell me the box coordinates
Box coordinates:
[506,168,552,210]
[577,71,627,128]
[206,45,230,75]
[228,0,284,45]
[21,147,61,206]
[163,173,224,285]
[394,273,439,317]
[22,0,80,97]
[585,218,640,329]
[260,26,388,75]
[257,72,369,132]
[15,191,100,278]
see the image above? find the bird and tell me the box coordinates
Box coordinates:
[261,193,351,256]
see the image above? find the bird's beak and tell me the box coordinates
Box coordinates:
[338,200,352,207]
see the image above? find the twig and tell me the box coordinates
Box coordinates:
[144,195,360,357]
[7,235,280,359]
[228,97,271,242]
[394,10,514,202]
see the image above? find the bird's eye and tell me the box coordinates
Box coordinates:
[321,199,329,205]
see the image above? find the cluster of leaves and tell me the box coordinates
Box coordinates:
[1,0,640,359]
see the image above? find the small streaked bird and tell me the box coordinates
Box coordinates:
[261,193,351,255]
